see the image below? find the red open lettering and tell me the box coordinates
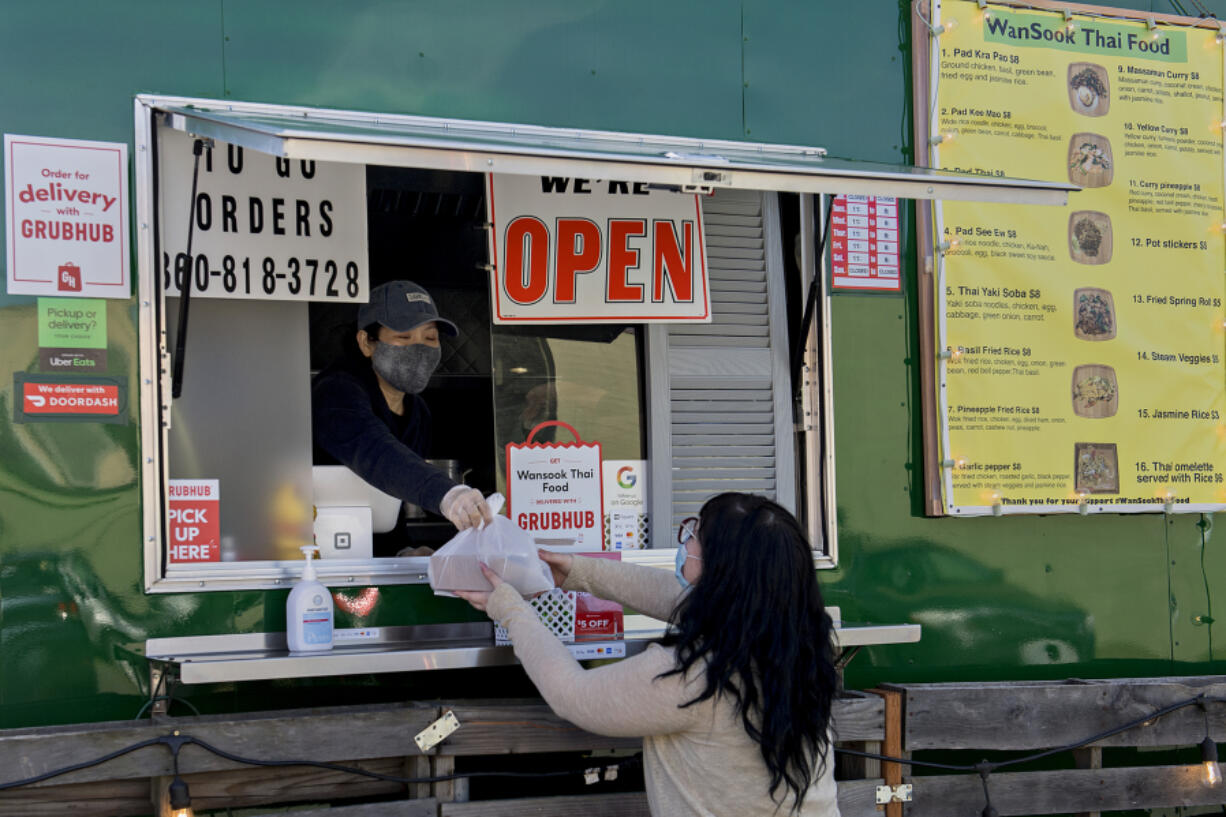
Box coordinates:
[653,220,693,302]
[606,219,645,302]
[504,217,549,304]
[554,218,601,303]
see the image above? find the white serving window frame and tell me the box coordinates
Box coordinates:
[134,95,1073,592]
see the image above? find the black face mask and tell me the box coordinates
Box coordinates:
[371,343,441,394]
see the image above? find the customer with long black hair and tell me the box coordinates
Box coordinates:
[457,492,840,816]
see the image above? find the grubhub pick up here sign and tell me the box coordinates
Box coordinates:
[487,174,710,323]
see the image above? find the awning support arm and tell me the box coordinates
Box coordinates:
[171,138,211,399]
[791,195,835,391]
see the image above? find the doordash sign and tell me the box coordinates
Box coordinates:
[487,174,710,323]
[13,373,127,424]
[5,134,130,299]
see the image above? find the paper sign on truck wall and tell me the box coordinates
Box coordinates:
[574,552,625,640]
[487,173,710,323]
[168,479,221,563]
[506,421,604,551]
[5,134,130,299]
[157,128,368,302]
[602,459,647,550]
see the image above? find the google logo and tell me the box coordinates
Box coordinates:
[616,466,637,489]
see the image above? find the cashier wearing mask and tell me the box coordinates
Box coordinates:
[312,281,493,548]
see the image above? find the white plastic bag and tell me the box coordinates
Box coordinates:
[428,493,555,597]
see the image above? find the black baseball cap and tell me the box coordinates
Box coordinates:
[357,281,459,336]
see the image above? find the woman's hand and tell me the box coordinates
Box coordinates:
[454,563,503,613]
[538,549,573,588]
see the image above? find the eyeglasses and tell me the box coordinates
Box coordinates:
[678,516,699,546]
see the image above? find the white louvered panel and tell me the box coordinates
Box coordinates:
[665,188,781,528]
[670,336,769,347]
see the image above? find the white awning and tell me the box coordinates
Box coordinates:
[144,96,1075,205]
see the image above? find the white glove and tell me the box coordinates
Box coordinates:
[440,485,494,531]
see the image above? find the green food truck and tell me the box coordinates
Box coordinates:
[1,1,1224,814]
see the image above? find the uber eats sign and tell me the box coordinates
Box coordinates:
[487,174,711,323]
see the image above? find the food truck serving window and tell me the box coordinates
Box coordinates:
[133,96,1074,592]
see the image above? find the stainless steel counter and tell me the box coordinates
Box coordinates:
[145,618,921,685]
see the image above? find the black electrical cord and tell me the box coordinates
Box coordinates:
[0,737,165,790]
[834,692,1223,773]
[134,671,202,720]
[181,733,622,784]
[132,695,202,721]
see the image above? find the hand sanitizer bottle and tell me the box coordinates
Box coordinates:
[287,545,333,652]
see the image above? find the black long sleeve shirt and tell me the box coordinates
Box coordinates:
[311,355,456,515]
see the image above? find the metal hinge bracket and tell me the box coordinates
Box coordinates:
[876,783,913,804]
[414,710,460,752]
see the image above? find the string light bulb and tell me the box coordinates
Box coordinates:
[1147,17,1162,40]
[1201,736,1221,785]
[168,775,193,817]
[930,129,959,146]
[977,0,992,20]
[1064,10,1076,34]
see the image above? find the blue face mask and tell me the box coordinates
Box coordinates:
[674,544,691,590]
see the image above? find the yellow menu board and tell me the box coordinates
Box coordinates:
[933,1,1226,515]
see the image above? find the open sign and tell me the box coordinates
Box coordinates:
[488,174,710,323]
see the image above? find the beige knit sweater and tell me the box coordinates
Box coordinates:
[486,555,841,817]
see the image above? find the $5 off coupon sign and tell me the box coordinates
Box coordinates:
[506,421,603,551]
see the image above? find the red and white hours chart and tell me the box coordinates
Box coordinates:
[829,195,901,293]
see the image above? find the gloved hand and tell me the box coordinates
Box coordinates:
[440,485,495,531]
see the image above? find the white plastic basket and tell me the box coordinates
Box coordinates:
[495,588,577,644]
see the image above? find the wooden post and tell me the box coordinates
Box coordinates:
[1073,746,1102,817]
[150,774,173,817]
[406,755,432,800]
[867,688,906,817]
[432,755,457,803]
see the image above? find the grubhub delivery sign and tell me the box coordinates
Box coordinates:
[5,134,130,299]
[487,174,710,323]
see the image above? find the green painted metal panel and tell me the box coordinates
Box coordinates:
[744,1,913,161]
[220,0,745,140]
[0,0,1221,727]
